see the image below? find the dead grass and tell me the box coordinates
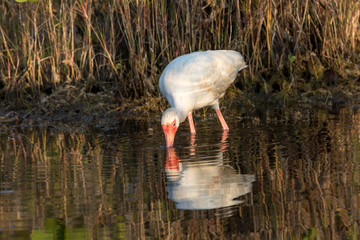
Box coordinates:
[0,0,359,111]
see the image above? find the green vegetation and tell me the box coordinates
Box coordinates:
[0,0,359,111]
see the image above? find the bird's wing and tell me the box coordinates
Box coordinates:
[180,50,245,98]
[159,50,246,110]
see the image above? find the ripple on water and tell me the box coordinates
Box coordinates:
[0,107,359,239]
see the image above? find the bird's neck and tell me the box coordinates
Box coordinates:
[172,107,188,123]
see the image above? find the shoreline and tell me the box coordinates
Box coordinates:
[1,74,360,133]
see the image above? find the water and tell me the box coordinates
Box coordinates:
[0,106,360,239]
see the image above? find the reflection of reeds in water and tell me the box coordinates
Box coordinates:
[246,108,360,239]
[0,108,360,239]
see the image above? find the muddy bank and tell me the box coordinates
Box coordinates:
[1,69,360,134]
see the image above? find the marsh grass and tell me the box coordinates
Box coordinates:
[0,0,359,107]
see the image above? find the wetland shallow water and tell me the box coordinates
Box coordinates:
[0,106,360,239]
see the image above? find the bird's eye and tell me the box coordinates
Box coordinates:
[173,122,176,127]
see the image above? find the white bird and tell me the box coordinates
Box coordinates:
[159,50,247,147]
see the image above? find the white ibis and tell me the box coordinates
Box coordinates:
[159,50,247,147]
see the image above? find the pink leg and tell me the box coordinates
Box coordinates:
[187,112,196,134]
[219,130,229,152]
[215,109,229,131]
[190,134,196,152]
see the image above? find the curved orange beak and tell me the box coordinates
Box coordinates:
[161,120,178,147]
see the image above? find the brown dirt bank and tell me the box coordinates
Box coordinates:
[0,59,360,132]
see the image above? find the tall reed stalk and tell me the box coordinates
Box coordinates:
[0,0,359,104]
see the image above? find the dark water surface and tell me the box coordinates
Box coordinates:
[1,106,360,239]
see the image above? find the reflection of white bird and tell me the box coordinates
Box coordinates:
[160,50,247,147]
[165,147,255,210]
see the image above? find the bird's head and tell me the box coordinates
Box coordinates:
[161,108,180,147]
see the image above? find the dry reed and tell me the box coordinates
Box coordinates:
[0,0,359,106]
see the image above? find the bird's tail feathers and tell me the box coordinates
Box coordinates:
[239,64,247,72]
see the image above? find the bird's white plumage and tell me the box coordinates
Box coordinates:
[159,50,247,124]
[161,108,180,127]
